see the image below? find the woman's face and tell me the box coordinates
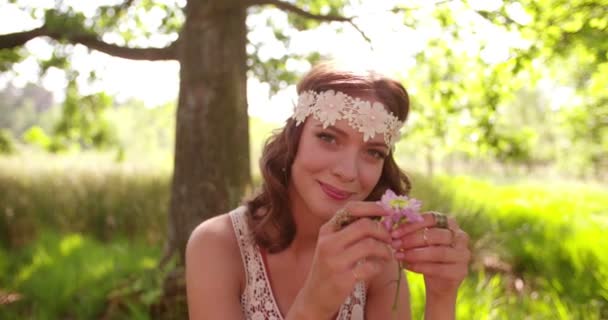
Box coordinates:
[288,115,389,221]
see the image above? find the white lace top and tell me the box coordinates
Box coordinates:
[229,206,366,320]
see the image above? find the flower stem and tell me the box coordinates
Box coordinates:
[391,262,402,317]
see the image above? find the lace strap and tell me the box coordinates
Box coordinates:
[230,207,284,319]
[336,281,366,319]
[229,206,254,285]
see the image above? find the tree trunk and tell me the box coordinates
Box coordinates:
[168,0,250,266]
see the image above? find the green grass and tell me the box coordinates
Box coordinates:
[408,271,605,319]
[1,146,607,319]
[0,232,163,320]
[408,174,608,319]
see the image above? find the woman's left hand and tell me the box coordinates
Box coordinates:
[389,212,471,298]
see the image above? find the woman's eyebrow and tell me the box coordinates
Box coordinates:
[314,124,347,137]
[366,141,389,150]
[315,124,389,149]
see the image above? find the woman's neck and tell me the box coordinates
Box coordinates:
[289,209,322,257]
[287,187,327,257]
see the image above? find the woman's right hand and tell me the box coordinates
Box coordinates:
[289,201,393,319]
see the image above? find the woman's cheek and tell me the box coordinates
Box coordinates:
[359,159,383,193]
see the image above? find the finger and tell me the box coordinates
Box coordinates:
[336,218,391,247]
[452,230,470,250]
[404,262,469,280]
[390,212,437,238]
[395,246,471,264]
[447,216,459,230]
[336,237,393,270]
[342,201,391,218]
[320,202,390,234]
[393,227,455,250]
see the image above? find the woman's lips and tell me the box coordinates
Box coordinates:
[318,181,353,201]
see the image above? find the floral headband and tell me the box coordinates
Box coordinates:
[291,90,404,147]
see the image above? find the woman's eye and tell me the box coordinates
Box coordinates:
[368,149,387,159]
[316,132,336,144]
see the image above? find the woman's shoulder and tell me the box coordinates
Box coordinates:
[187,207,244,257]
[186,207,247,281]
[185,208,248,318]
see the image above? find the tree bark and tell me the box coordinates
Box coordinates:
[168,0,251,266]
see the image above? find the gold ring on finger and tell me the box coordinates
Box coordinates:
[423,227,430,246]
[332,208,353,231]
[448,228,456,247]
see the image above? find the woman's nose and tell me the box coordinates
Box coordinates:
[330,152,357,182]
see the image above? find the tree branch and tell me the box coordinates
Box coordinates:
[118,0,136,11]
[69,34,178,60]
[0,27,47,48]
[347,21,371,44]
[0,25,178,61]
[248,0,351,22]
[247,0,372,44]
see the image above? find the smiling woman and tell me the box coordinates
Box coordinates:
[250,63,412,253]
[185,61,470,320]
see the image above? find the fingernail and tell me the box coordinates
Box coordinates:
[395,252,405,260]
[391,240,402,248]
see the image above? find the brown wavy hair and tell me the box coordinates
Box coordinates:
[246,62,412,253]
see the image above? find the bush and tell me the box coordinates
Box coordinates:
[22,126,51,150]
[0,129,16,155]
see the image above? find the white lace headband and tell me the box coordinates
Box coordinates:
[291,90,404,147]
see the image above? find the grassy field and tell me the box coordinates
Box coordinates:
[408,175,608,319]
[1,118,606,319]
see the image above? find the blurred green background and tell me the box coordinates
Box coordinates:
[1,0,607,319]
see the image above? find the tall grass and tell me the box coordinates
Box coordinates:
[0,152,170,248]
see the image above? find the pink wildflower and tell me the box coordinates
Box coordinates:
[376,189,424,317]
[377,189,423,231]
